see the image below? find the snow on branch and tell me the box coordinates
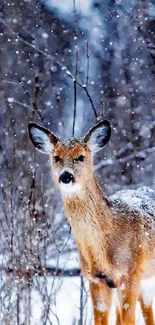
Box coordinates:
[56,61,97,118]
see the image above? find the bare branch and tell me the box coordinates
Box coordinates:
[94,146,155,171]
[57,61,97,118]
[72,0,78,136]
[2,19,53,60]
[2,265,81,277]
[2,19,97,119]
[85,40,90,87]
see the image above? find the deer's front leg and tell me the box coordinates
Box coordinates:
[118,275,141,325]
[90,281,112,325]
[139,295,154,325]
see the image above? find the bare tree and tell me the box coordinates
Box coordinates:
[0,0,155,324]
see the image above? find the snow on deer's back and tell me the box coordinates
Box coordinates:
[28,120,155,325]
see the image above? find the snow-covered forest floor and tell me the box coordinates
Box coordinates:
[24,250,155,325]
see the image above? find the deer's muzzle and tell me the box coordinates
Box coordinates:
[59,171,75,185]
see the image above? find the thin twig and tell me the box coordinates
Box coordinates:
[83,86,97,118]
[86,40,90,87]
[73,80,77,136]
[57,62,97,117]
[72,0,78,136]
[7,99,45,124]
[2,19,52,60]
[79,275,84,325]
[94,146,155,171]
[2,19,97,118]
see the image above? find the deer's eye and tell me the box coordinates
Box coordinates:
[77,155,85,162]
[54,156,61,163]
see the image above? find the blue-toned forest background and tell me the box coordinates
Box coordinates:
[0,0,155,324]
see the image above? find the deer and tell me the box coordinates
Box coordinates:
[28,119,155,325]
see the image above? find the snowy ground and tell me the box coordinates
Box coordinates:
[31,252,155,324]
[32,276,151,324]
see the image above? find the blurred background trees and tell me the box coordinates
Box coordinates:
[0,0,155,324]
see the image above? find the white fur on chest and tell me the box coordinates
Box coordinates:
[61,183,83,198]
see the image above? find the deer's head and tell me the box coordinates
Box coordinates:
[28,120,111,197]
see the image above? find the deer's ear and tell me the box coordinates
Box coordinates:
[28,122,59,154]
[84,120,111,153]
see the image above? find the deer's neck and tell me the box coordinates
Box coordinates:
[63,175,112,231]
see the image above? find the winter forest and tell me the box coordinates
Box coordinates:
[1,0,155,324]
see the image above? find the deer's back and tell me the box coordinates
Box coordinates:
[109,186,155,261]
[109,186,155,223]
[103,186,155,280]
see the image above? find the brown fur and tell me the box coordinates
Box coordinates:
[29,122,155,325]
[50,141,155,325]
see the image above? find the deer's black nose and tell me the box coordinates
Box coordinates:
[59,171,74,184]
